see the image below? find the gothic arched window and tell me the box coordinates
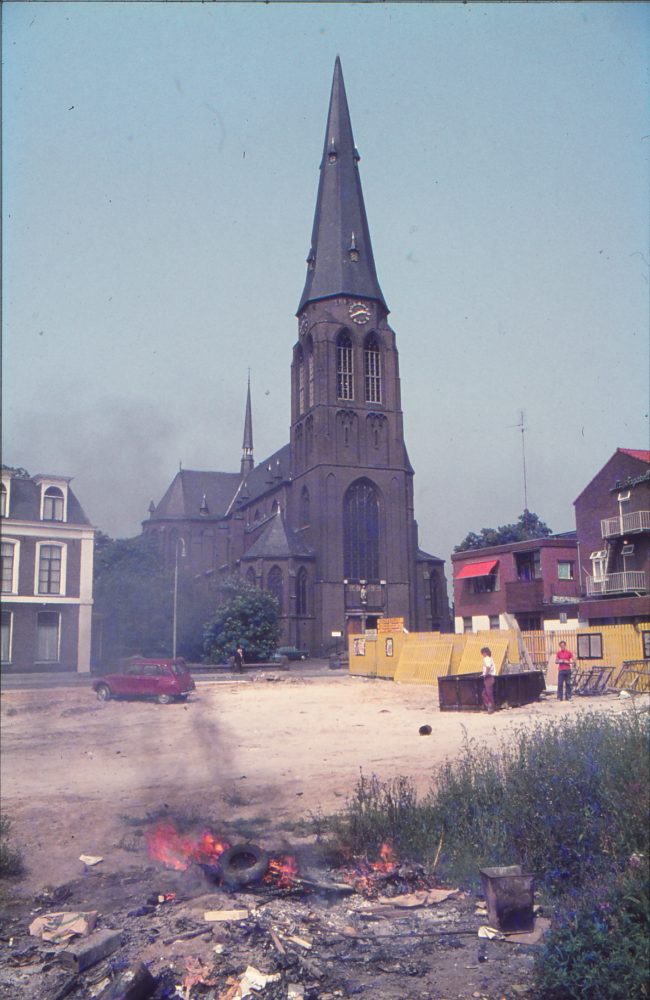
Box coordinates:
[307,339,315,408]
[300,487,310,527]
[267,565,283,613]
[297,346,305,414]
[430,574,439,616]
[296,567,308,615]
[246,566,256,588]
[337,331,354,400]
[364,335,381,403]
[343,479,380,581]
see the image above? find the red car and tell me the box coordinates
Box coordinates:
[92,659,195,704]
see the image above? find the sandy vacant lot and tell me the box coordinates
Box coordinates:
[1,670,642,896]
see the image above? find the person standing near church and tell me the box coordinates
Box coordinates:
[481,647,496,714]
[233,647,244,674]
[556,641,574,701]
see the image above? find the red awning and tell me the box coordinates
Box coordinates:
[455,559,499,580]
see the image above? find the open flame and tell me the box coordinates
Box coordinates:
[144,823,230,871]
[264,855,299,889]
[340,842,401,897]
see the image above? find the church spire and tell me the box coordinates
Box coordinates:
[298,56,387,314]
[240,374,254,477]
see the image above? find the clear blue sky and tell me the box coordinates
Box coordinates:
[3,1,648,565]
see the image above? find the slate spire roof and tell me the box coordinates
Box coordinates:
[241,374,254,476]
[243,509,315,560]
[298,56,387,314]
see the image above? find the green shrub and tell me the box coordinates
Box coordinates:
[203,578,280,663]
[534,864,649,1000]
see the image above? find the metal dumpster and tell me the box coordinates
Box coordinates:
[438,671,545,711]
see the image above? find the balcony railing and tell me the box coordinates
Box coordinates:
[586,571,647,596]
[601,511,650,538]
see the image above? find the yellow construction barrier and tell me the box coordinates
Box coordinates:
[455,635,510,675]
[394,635,453,685]
[348,622,650,690]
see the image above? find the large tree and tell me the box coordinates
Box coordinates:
[454,510,553,553]
[92,533,174,664]
[203,579,280,664]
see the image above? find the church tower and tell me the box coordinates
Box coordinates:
[290,57,426,648]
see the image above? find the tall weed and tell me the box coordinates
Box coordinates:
[334,711,649,890]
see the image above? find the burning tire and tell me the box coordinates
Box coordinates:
[96,684,112,702]
[218,844,269,888]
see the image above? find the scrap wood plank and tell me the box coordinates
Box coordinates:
[204,910,249,922]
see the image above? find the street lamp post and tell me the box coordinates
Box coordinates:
[172,537,186,659]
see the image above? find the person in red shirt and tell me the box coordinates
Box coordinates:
[556,641,574,701]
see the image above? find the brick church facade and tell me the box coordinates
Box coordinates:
[142,59,451,655]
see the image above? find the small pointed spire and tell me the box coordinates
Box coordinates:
[200,495,209,516]
[240,373,254,477]
[298,56,387,314]
[148,500,156,516]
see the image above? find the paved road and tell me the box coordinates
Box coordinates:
[0,658,346,690]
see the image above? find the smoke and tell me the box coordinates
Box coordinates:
[2,396,182,538]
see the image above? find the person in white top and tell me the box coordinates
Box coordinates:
[481,646,496,714]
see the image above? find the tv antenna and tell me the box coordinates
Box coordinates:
[506,411,528,513]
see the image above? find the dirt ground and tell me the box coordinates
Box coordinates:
[1,671,645,999]
[1,672,643,893]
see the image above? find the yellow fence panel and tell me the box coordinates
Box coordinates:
[456,635,510,675]
[394,636,453,685]
[349,631,408,678]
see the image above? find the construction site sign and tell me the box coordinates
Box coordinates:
[377,618,404,633]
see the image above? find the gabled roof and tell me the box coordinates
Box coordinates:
[150,469,242,521]
[236,444,291,509]
[618,448,650,463]
[242,510,315,560]
[416,548,445,564]
[573,448,650,504]
[298,57,387,313]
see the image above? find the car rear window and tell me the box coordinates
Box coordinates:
[170,662,187,675]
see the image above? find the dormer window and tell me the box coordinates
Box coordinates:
[349,233,359,262]
[43,487,64,521]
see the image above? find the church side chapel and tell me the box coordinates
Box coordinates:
[142,58,451,655]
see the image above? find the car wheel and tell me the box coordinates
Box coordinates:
[157,693,173,705]
[96,684,111,702]
[218,844,270,889]
[300,655,306,660]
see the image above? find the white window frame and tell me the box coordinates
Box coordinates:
[364,337,382,403]
[590,550,608,583]
[36,610,61,663]
[557,561,574,580]
[1,609,13,664]
[1,537,20,594]
[34,541,68,597]
[36,478,69,522]
[337,335,354,401]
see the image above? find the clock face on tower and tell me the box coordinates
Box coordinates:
[349,302,371,324]
[299,316,309,336]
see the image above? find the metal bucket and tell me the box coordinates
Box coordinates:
[479,865,534,932]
